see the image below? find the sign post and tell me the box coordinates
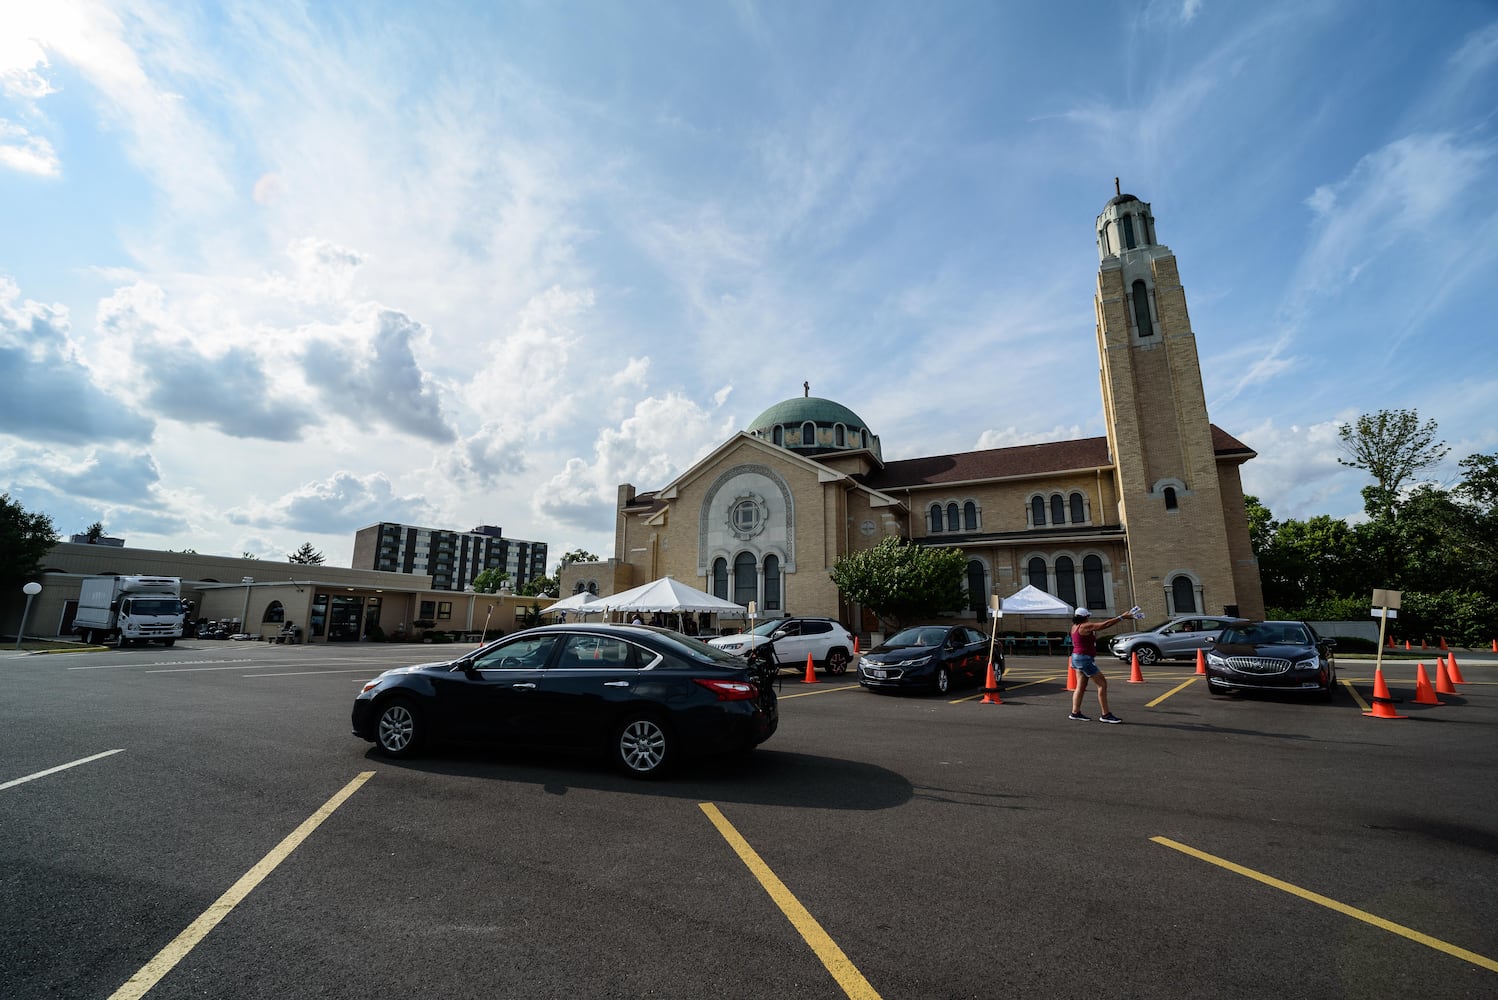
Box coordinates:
[1371,589,1401,673]
[987,593,1003,669]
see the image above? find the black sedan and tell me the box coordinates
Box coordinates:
[1203,620,1338,700]
[856,624,1002,695]
[351,624,778,777]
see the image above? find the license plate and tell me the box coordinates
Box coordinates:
[867,668,887,679]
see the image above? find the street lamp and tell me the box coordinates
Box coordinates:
[240,577,254,636]
[15,581,42,649]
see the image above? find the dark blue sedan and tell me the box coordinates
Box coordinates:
[856,624,1002,695]
[1203,620,1338,700]
[352,624,778,777]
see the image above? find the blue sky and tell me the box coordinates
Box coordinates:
[2,0,1496,569]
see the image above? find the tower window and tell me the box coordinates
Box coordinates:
[1172,575,1197,613]
[1083,555,1105,610]
[835,424,846,447]
[1027,557,1048,592]
[1056,556,1077,607]
[801,422,815,446]
[1164,487,1179,511]
[1050,494,1065,525]
[1122,215,1137,250]
[1132,280,1154,338]
[772,425,783,446]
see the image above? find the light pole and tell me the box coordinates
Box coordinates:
[240,577,254,635]
[15,581,42,649]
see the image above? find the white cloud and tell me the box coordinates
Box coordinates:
[0,120,59,175]
[229,471,440,536]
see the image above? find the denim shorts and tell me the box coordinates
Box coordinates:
[1070,654,1100,677]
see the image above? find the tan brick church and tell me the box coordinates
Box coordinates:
[591,189,1265,631]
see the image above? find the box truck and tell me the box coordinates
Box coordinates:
[74,575,185,647]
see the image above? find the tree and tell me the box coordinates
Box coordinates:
[82,521,105,543]
[1242,495,1277,558]
[555,549,599,574]
[288,542,325,565]
[1,494,57,586]
[518,575,557,598]
[1337,408,1449,518]
[472,568,511,593]
[829,536,968,632]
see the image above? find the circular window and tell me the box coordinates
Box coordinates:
[728,494,767,539]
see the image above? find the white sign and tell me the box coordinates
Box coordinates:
[1370,608,1399,619]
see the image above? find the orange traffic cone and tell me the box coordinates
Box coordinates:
[1363,667,1408,719]
[981,661,1003,704]
[1491,638,1497,653]
[1404,640,1411,651]
[802,652,818,683]
[853,636,860,656]
[1447,652,1467,684]
[1438,636,1448,651]
[1435,657,1457,695]
[1387,634,1396,649]
[1195,649,1207,675]
[1413,664,1443,706]
[1066,664,1077,691]
[1127,651,1145,684]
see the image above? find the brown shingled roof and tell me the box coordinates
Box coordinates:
[859,424,1254,491]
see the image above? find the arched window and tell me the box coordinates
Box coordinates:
[946,503,959,532]
[801,421,815,447]
[733,552,757,607]
[1132,280,1154,338]
[967,560,986,613]
[1069,492,1085,523]
[1050,494,1066,525]
[262,601,285,623]
[1031,496,1046,526]
[764,555,781,612]
[929,504,944,533]
[1172,575,1197,613]
[835,424,846,448]
[1083,555,1105,610]
[1122,214,1137,250]
[772,425,783,447]
[963,501,978,531]
[861,429,869,449]
[1164,487,1179,510]
[1055,557,1077,607]
[1027,557,1048,592]
[712,558,729,600]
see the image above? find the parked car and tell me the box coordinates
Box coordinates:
[857,624,1001,695]
[1109,615,1248,666]
[351,624,778,777]
[707,616,856,675]
[1203,620,1337,700]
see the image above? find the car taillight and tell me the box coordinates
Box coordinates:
[693,678,757,701]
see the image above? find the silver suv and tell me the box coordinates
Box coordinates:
[707,617,856,675]
[1109,615,1248,666]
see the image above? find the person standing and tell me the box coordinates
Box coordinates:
[1069,607,1128,723]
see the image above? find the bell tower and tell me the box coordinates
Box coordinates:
[1094,183,1260,619]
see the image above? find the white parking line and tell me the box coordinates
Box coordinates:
[2,749,126,791]
[246,670,376,678]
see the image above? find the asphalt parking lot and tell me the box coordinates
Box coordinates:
[2,641,1495,999]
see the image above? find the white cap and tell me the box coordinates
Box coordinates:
[1075,607,1091,617]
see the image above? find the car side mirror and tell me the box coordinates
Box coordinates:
[1203,637,1215,648]
[1324,638,1337,649]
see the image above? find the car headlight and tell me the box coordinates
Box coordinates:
[1206,651,1227,667]
[1293,657,1320,670]
[904,655,933,667]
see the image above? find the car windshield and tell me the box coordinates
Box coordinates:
[747,619,783,636]
[885,627,949,648]
[1219,623,1309,646]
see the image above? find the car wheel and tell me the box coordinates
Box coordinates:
[1206,678,1232,698]
[933,666,951,695]
[614,714,676,778]
[374,698,423,758]
[824,649,850,675]
[1134,644,1161,666]
[1319,673,1336,702]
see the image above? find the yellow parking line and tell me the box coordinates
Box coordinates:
[1152,836,1498,973]
[700,803,883,999]
[1341,678,1371,711]
[1146,676,1197,707]
[108,771,375,1000]
[779,683,861,699]
[952,676,1058,703]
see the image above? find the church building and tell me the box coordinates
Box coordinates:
[599,190,1265,632]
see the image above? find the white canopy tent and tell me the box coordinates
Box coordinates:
[540,591,603,617]
[599,576,748,616]
[998,585,1076,617]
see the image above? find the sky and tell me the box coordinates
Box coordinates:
[2,0,1496,572]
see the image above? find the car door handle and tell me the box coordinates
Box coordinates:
[510,682,537,690]
[603,681,630,687]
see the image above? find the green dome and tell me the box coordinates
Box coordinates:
[748,396,869,433]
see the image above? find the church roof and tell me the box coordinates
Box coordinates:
[1107,192,1142,207]
[858,425,1255,490]
[748,396,870,432]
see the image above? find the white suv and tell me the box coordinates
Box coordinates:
[707,617,856,675]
